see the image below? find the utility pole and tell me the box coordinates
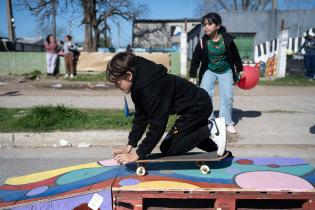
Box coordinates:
[271,0,277,39]
[272,0,277,11]
[6,0,15,41]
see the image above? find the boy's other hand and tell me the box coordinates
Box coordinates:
[115,151,139,165]
[112,145,132,157]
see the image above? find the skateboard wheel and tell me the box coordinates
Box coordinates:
[136,166,146,176]
[200,165,210,174]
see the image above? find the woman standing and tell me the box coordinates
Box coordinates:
[44,34,58,76]
[189,12,243,134]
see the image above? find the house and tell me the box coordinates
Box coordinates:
[132,18,200,49]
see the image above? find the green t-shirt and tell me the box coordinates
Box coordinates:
[207,34,230,73]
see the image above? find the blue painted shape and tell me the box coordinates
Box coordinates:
[0,189,28,202]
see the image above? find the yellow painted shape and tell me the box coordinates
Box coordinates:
[5,162,102,185]
[119,181,198,190]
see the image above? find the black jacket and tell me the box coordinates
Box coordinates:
[189,32,243,84]
[128,56,211,159]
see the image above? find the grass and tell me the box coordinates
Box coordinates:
[0,105,177,132]
[65,72,107,82]
[259,75,315,86]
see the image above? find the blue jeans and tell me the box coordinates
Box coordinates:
[304,54,315,78]
[200,69,234,125]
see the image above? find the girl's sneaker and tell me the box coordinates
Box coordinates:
[64,74,69,78]
[209,117,227,156]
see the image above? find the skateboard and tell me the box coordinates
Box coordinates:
[135,151,230,176]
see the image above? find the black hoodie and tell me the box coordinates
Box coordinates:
[128,56,211,159]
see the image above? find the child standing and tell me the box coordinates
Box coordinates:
[106,52,227,165]
[189,12,243,134]
[62,35,77,78]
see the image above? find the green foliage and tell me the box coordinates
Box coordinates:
[0,106,177,132]
[14,105,87,131]
[67,72,107,82]
[259,75,315,86]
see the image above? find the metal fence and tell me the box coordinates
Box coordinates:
[0,40,44,52]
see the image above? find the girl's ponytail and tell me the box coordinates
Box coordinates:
[219,26,227,34]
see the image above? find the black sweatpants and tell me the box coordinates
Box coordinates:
[160,103,217,156]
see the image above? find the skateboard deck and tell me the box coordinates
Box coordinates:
[135,151,230,176]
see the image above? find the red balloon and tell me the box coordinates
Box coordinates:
[236,65,260,90]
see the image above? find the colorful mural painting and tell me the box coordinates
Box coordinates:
[1,157,315,209]
[112,157,315,191]
[0,159,120,210]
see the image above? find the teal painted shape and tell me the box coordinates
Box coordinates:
[56,167,113,185]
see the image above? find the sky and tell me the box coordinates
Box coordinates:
[1,0,314,47]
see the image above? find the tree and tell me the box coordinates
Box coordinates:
[72,0,147,51]
[93,0,148,50]
[196,0,315,14]
[17,0,147,51]
[196,0,272,14]
[18,0,58,37]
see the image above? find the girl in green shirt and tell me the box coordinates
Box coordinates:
[189,12,243,134]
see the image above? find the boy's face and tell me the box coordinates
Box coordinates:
[115,71,133,94]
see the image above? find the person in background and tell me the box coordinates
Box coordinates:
[299,30,315,80]
[44,34,58,76]
[62,35,77,79]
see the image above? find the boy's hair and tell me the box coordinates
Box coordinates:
[106,52,136,82]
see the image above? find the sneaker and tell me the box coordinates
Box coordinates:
[70,74,74,79]
[226,124,237,134]
[209,117,227,156]
[64,74,69,78]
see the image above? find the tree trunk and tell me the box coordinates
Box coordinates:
[84,23,93,51]
[82,0,96,52]
[93,28,100,51]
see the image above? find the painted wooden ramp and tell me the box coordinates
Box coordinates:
[112,157,315,209]
[0,159,120,210]
[1,157,315,210]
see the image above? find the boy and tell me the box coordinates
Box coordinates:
[106,52,227,165]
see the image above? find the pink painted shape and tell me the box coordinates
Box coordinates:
[235,171,314,191]
[98,159,120,166]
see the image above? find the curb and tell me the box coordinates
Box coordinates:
[0,130,129,147]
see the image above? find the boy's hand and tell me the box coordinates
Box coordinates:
[114,150,139,165]
[112,145,132,157]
